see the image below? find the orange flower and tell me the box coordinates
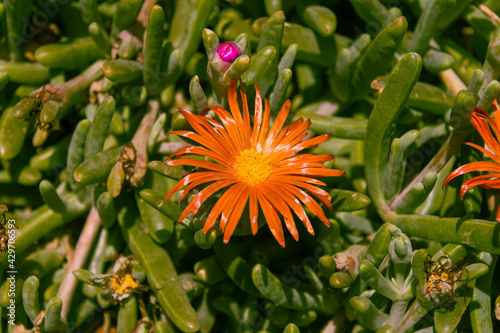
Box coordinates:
[164,81,345,247]
[443,100,500,222]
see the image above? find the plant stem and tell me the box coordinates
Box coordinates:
[439,69,467,95]
[158,141,190,154]
[57,207,101,322]
[391,68,466,211]
[393,300,430,333]
[390,130,467,210]
[130,99,159,187]
[386,300,410,328]
[479,60,500,98]
[390,214,500,254]
[63,60,105,99]
[478,4,500,26]
[137,0,156,27]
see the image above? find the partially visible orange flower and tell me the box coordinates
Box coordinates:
[164,80,345,247]
[443,100,500,222]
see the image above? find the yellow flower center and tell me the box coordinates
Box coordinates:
[234,149,272,186]
[109,273,138,295]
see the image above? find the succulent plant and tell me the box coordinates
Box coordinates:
[1,0,500,332]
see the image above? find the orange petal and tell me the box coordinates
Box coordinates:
[269,132,309,161]
[166,129,234,159]
[238,81,252,146]
[282,184,330,226]
[223,189,249,243]
[179,109,237,157]
[289,134,331,153]
[471,111,500,160]
[274,178,332,210]
[178,179,237,221]
[459,173,500,197]
[265,124,290,153]
[268,121,312,160]
[249,188,259,235]
[194,115,240,156]
[287,118,305,132]
[203,184,242,232]
[167,159,228,173]
[169,146,233,167]
[443,161,500,189]
[256,190,285,247]
[272,167,345,178]
[279,153,335,166]
[262,99,291,149]
[257,98,271,150]
[164,172,218,201]
[209,106,243,151]
[273,184,315,235]
[269,174,327,186]
[178,174,237,202]
[462,142,500,165]
[298,168,345,178]
[227,80,247,146]
[260,185,299,241]
[251,85,263,147]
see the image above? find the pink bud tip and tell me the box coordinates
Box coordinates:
[217,42,241,63]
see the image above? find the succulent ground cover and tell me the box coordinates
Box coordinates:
[1,0,500,332]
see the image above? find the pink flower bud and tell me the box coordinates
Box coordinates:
[216,42,241,63]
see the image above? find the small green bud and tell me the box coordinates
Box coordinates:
[329,271,354,289]
[194,228,217,249]
[72,269,95,284]
[40,100,61,124]
[107,161,125,198]
[450,90,476,133]
[318,255,336,277]
[13,97,40,119]
[389,233,412,264]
